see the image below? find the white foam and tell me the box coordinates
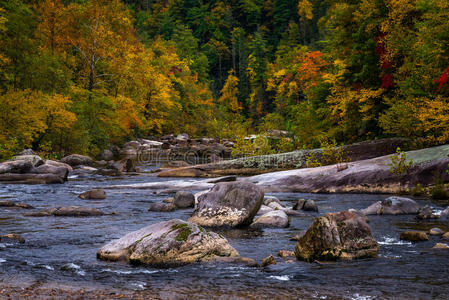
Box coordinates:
[131,282,146,290]
[44,265,54,270]
[378,237,412,246]
[380,254,401,259]
[268,275,290,281]
[0,258,5,263]
[103,268,158,275]
[433,209,443,216]
[68,175,79,179]
[351,294,374,300]
[64,263,85,276]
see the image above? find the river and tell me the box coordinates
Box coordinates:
[1,166,448,299]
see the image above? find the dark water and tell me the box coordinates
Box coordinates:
[1,169,449,299]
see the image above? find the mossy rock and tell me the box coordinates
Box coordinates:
[97,219,239,267]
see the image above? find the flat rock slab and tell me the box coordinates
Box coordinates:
[188,182,264,228]
[245,144,449,193]
[97,219,238,267]
[0,200,33,209]
[24,206,105,217]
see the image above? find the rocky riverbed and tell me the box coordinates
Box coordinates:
[1,162,449,299]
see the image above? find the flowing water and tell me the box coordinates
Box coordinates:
[1,168,449,299]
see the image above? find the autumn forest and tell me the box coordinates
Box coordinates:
[0,0,448,159]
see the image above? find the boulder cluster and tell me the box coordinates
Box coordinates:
[116,134,234,164]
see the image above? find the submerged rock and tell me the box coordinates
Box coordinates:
[173,191,195,208]
[429,228,444,235]
[440,207,449,220]
[400,231,428,242]
[163,197,174,204]
[303,200,318,212]
[443,232,449,240]
[0,200,33,209]
[278,250,295,259]
[0,233,25,244]
[148,203,177,212]
[261,255,276,267]
[24,206,105,217]
[207,176,237,183]
[97,219,238,267]
[188,182,264,228]
[432,243,449,249]
[250,210,289,229]
[293,199,318,212]
[295,210,379,262]
[79,189,107,200]
[417,205,439,220]
[361,196,420,215]
[205,256,258,267]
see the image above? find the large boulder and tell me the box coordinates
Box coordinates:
[295,210,379,262]
[61,154,94,167]
[250,210,289,229]
[33,164,69,181]
[188,182,264,227]
[174,191,195,208]
[44,160,73,172]
[0,160,34,174]
[97,219,238,267]
[0,173,64,184]
[361,196,420,215]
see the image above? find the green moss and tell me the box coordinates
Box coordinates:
[176,227,192,242]
[172,223,188,231]
[132,233,152,247]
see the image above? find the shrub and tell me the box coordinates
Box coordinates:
[388,147,413,175]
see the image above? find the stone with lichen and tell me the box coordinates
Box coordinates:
[97,219,238,267]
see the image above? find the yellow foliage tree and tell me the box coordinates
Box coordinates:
[218,70,241,114]
[0,90,76,158]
